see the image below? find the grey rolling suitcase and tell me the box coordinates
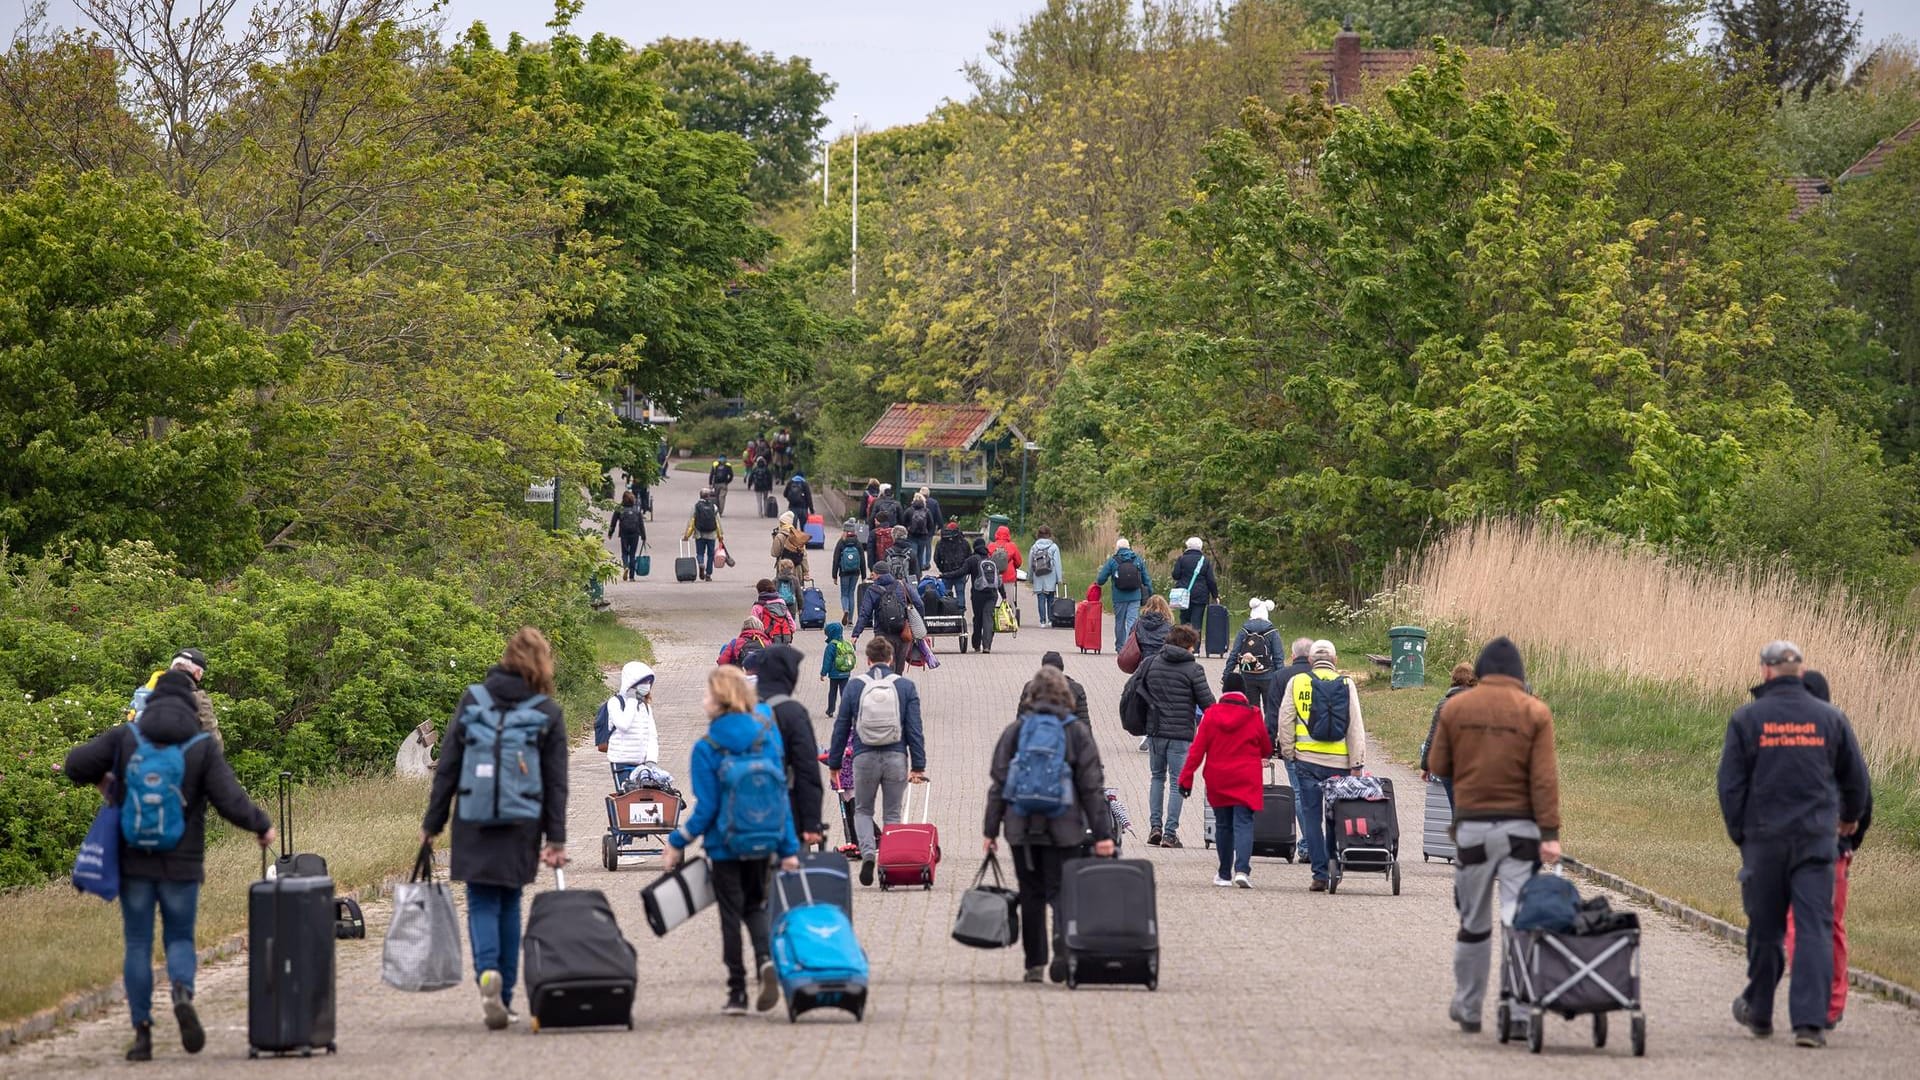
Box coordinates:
[247,852,337,1057]
[1423,777,1455,862]
[674,540,698,583]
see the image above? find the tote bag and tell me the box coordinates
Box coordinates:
[382,844,463,992]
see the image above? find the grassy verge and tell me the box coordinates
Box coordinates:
[0,774,428,1026]
[587,610,653,668]
[1357,662,1920,991]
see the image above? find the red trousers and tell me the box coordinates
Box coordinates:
[1785,849,1852,1025]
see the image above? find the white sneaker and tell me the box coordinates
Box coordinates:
[478,970,508,1031]
[1212,875,1234,887]
[1234,872,1253,889]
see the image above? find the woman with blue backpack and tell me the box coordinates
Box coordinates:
[663,665,803,1016]
[983,667,1115,984]
[421,627,571,1031]
[65,652,276,1061]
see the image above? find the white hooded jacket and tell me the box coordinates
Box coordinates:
[606,661,659,765]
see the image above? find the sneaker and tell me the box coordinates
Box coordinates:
[479,969,509,1031]
[721,991,748,1016]
[1732,995,1773,1038]
[1146,831,1162,847]
[507,1009,522,1026]
[1309,878,1328,892]
[1794,1027,1826,1049]
[860,859,876,886]
[1448,1003,1482,1034]
[1212,875,1234,887]
[1137,736,1150,752]
[1023,966,1045,983]
[755,959,781,1012]
[1161,832,1183,849]
[126,1023,153,1062]
[173,993,205,1054]
[1233,872,1252,889]
[1049,956,1067,984]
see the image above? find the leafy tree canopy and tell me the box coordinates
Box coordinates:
[644,35,836,205]
[1713,0,1862,101]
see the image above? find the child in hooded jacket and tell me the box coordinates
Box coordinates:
[603,661,658,788]
[819,621,856,717]
[1179,672,1274,887]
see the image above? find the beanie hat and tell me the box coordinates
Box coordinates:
[1041,651,1065,671]
[1474,636,1526,682]
[1115,538,1130,550]
[1222,670,1245,694]
[1248,597,1275,622]
[1185,537,1203,551]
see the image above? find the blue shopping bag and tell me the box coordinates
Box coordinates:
[72,801,121,901]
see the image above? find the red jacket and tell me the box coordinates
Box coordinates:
[1179,693,1274,810]
[988,526,1022,582]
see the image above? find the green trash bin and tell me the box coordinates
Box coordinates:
[1389,626,1427,689]
[984,513,1012,538]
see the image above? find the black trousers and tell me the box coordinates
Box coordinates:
[1010,843,1069,970]
[710,857,772,995]
[971,589,1000,650]
[1741,838,1836,1031]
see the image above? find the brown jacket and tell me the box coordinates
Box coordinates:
[1429,674,1561,840]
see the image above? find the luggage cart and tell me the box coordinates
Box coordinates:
[1498,925,1646,1056]
[1325,777,1399,895]
[601,782,685,871]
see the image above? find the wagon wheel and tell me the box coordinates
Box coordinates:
[1526,1008,1544,1054]
[602,834,618,872]
[1631,1013,1646,1057]
[1391,863,1401,895]
[1496,1003,1512,1045]
[1593,1012,1608,1048]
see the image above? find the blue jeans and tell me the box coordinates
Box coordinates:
[1213,804,1255,878]
[1286,760,1310,858]
[694,537,716,576]
[1293,760,1351,881]
[1114,600,1140,648]
[838,576,858,620]
[466,883,524,1008]
[1147,736,1191,834]
[120,876,199,1026]
[1035,589,1055,625]
[913,536,933,568]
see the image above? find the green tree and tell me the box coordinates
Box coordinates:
[1300,0,1604,47]
[1820,137,1920,457]
[1762,40,1920,176]
[1712,0,1862,101]
[644,36,835,206]
[0,171,293,574]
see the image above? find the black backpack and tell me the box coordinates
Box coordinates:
[693,500,718,533]
[615,506,644,534]
[1119,657,1154,736]
[873,498,900,527]
[873,585,908,635]
[907,506,933,535]
[1237,630,1275,674]
[886,549,914,581]
[1114,555,1142,593]
[974,558,1000,593]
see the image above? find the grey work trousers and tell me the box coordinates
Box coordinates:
[1451,818,1542,1022]
[851,750,909,858]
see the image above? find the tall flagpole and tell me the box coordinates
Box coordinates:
[822,141,829,206]
[851,114,860,297]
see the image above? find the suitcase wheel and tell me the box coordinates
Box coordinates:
[530,1018,541,1033]
[1146,975,1158,992]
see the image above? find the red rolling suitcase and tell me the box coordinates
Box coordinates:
[1074,585,1103,654]
[877,783,940,890]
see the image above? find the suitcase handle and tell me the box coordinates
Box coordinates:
[905,779,932,824]
[554,866,567,891]
[277,771,293,859]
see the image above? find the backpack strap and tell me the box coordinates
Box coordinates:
[467,684,494,714]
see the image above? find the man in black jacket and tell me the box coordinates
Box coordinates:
[933,520,973,616]
[1139,625,1214,848]
[755,646,826,847]
[65,668,276,1061]
[783,474,814,522]
[1718,640,1871,1049]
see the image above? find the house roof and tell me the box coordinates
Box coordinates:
[1783,176,1830,219]
[1287,47,1425,104]
[1839,115,1920,182]
[860,404,997,451]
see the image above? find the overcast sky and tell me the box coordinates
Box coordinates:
[9,1,1920,135]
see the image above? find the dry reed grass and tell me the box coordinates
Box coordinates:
[1398,519,1920,770]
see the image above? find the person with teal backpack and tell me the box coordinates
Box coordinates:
[64,658,275,1061]
[819,621,857,718]
[664,665,802,1016]
[422,628,571,1031]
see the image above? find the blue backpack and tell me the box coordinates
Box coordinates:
[1004,711,1075,819]
[456,685,550,825]
[1513,870,1581,933]
[840,542,863,574]
[1304,672,1353,744]
[705,712,788,858]
[120,726,209,852]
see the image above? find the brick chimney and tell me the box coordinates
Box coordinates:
[1330,17,1361,106]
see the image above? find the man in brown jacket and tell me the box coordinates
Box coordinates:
[1428,636,1561,1035]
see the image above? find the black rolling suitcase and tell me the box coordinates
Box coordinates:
[248,849,337,1058]
[1050,583,1077,628]
[674,540,699,583]
[1250,760,1297,860]
[1060,858,1158,990]
[770,849,856,923]
[524,868,637,1032]
[1203,603,1230,657]
[764,494,779,518]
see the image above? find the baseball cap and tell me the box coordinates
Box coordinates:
[1760,640,1804,666]
[171,648,207,680]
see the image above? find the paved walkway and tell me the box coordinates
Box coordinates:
[10,472,1920,1078]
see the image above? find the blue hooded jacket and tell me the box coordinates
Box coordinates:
[819,621,853,680]
[669,708,800,861]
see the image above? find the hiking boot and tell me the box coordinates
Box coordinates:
[1732,995,1773,1038]
[1160,832,1183,849]
[479,970,509,1031]
[1023,966,1045,984]
[1212,875,1233,887]
[1794,1027,1826,1049]
[173,985,205,1054]
[1146,831,1162,847]
[1309,878,1328,892]
[721,991,748,1016]
[126,1023,153,1062]
[755,959,781,1012]
[860,859,876,886]
[1233,872,1252,889]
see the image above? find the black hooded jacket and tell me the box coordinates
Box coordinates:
[1139,645,1215,742]
[1717,675,1871,849]
[64,670,271,882]
[423,666,569,888]
[756,645,827,837]
[933,525,971,578]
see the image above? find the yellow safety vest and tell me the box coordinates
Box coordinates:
[1290,668,1350,757]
